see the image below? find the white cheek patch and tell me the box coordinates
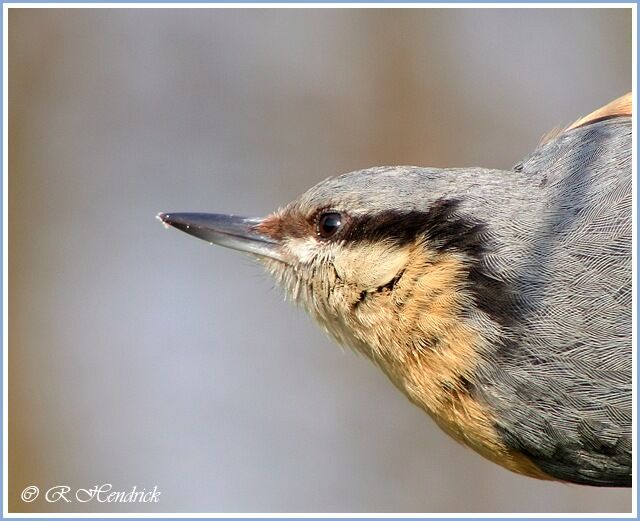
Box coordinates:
[334,243,409,290]
[282,238,409,291]
[283,237,324,264]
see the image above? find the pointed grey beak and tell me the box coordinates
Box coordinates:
[157,212,283,261]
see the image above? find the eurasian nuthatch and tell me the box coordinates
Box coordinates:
[159,93,632,487]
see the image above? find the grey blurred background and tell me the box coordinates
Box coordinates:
[9,7,632,513]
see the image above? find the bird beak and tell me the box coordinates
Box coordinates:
[157,212,284,262]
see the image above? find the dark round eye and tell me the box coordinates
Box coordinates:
[317,212,343,239]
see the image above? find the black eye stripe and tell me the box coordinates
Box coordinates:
[339,199,486,252]
[313,200,485,253]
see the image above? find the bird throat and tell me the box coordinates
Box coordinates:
[315,247,554,481]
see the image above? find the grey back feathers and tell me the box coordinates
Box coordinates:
[478,117,631,487]
[293,116,631,486]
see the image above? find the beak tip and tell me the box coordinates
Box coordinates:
[156,212,172,229]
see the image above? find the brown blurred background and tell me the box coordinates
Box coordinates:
[9,7,632,513]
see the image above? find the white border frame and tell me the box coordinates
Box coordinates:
[2,3,636,518]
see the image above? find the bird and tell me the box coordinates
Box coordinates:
[158,93,632,487]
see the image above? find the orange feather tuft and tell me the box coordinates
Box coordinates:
[567,92,632,131]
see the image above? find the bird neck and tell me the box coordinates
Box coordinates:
[312,246,552,481]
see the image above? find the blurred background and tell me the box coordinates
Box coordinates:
[9,7,632,513]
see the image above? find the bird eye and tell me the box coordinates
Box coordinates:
[316,212,343,239]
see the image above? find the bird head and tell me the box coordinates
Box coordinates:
[159,166,490,366]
